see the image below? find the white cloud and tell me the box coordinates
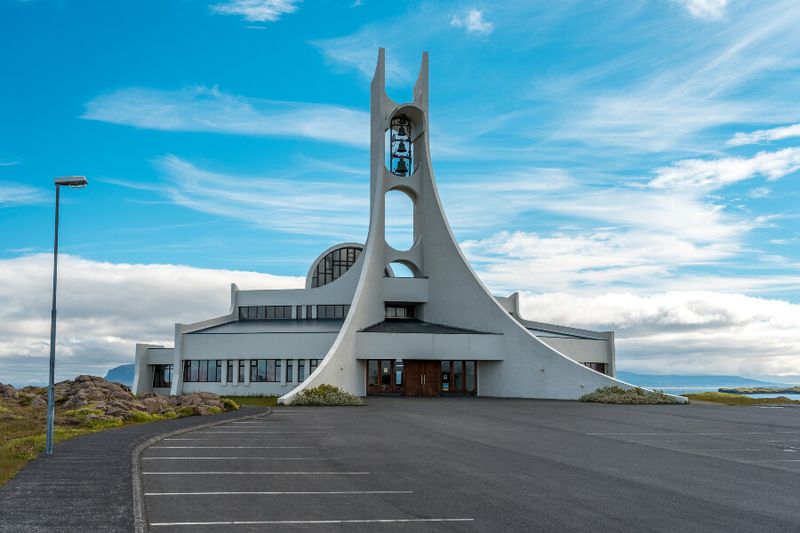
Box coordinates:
[155,155,369,239]
[546,2,800,153]
[728,122,800,146]
[0,182,44,207]
[450,8,493,35]
[310,31,413,84]
[519,290,800,376]
[82,86,369,148]
[675,0,729,20]
[0,254,303,386]
[211,0,300,22]
[649,147,800,190]
[0,159,19,167]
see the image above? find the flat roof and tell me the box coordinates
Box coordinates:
[360,319,496,335]
[187,319,345,334]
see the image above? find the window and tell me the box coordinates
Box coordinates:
[465,361,476,392]
[183,360,222,382]
[381,360,392,386]
[286,359,294,382]
[226,360,234,382]
[394,359,403,386]
[298,360,306,382]
[311,246,363,288]
[368,360,378,386]
[152,364,173,388]
[239,306,292,320]
[309,359,319,375]
[453,360,463,391]
[316,304,350,319]
[385,303,415,319]
[238,360,245,383]
[249,359,282,382]
[583,362,607,375]
[441,361,451,392]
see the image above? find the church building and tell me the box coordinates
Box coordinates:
[133,49,633,403]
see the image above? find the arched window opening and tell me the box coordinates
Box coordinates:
[310,246,362,288]
[385,190,414,251]
[387,261,414,278]
[388,115,412,177]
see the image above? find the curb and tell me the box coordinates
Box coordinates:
[132,407,273,533]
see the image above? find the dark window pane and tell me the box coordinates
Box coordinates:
[298,360,306,382]
[466,361,476,392]
[381,360,391,386]
[441,361,450,392]
[368,360,378,386]
[286,360,294,382]
[454,361,463,391]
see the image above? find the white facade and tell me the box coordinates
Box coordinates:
[134,49,663,402]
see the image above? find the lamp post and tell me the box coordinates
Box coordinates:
[46,176,88,455]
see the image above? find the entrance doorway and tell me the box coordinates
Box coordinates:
[403,361,441,397]
[365,359,478,397]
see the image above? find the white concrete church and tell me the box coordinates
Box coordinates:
[133,49,634,403]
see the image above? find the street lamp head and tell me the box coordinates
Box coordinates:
[54,176,88,188]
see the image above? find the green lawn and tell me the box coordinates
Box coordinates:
[683,391,800,405]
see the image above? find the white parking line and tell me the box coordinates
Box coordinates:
[194,431,326,434]
[149,446,317,449]
[142,457,323,460]
[150,518,474,526]
[163,438,311,441]
[142,471,369,475]
[146,490,413,496]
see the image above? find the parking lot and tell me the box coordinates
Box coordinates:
[140,398,800,532]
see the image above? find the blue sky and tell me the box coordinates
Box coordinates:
[2,0,800,385]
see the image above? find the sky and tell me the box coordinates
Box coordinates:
[1,0,800,386]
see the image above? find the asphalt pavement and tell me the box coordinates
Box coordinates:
[140,398,800,533]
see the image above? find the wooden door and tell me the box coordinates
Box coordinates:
[403,361,440,397]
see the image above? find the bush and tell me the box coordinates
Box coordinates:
[580,386,682,405]
[292,385,364,406]
[222,398,240,411]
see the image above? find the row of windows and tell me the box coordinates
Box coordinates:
[181,359,321,383]
[385,304,415,319]
[583,362,608,375]
[239,305,292,320]
[183,360,223,382]
[239,305,351,321]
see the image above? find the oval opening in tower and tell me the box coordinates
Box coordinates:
[388,115,412,177]
[387,261,415,278]
[385,189,414,251]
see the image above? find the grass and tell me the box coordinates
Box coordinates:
[683,392,800,405]
[222,395,279,407]
[0,400,168,487]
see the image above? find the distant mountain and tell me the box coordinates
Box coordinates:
[617,372,794,388]
[105,363,135,386]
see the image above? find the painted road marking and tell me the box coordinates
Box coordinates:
[149,446,317,449]
[150,518,474,526]
[145,490,413,496]
[142,471,370,475]
[142,457,324,460]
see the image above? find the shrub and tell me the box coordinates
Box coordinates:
[580,386,682,405]
[292,385,364,406]
[222,398,240,411]
[176,406,197,417]
[207,406,222,415]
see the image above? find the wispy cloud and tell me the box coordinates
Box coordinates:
[0,183,44,207]
[728,122,800,146]
[649,147,800,190]
[211,0,301,22]
[155,155,369,240]
[450,8,493,35]
[543,1,800,153]
[82,86,369,147]
[675,0,729,20]
[0,159,19,167]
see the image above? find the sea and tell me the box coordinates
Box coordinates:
[652,386,800,401]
